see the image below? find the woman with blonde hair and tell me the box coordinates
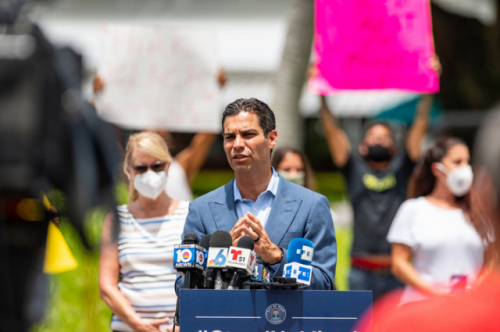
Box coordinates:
[99,131,188,332]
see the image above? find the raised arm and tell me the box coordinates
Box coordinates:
[406,55,442,161]
[99,213,168,332]
[319,95,351,168]
[406,94,432,161]
[175,133,217,187]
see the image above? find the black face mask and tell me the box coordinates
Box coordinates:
[366,144,392,162]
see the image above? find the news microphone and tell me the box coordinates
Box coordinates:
[207,230,232,289]
[227,236,256,289]
[173,232,206,289]
[282,238,314,286]
[252,255,270,283]
[197,234,212,289]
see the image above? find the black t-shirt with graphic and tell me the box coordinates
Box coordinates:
[340,152,415,256]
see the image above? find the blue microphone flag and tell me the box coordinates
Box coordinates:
[287,238,314,265]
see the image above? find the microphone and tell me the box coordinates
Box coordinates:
[173,233,205,330]
[226,236,256,289]
[252,255,270,283]
[282,238,314,286]
[197,234,212,289]
[173,232,206,289]
[207,230,233,289]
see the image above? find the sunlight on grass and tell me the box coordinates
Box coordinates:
[335,227,352,291]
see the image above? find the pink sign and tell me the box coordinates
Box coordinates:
[310,0,439,94]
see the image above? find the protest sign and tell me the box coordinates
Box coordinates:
[310,0,439,94]
[97,24,220,132]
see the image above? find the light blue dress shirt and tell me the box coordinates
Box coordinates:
[233,168,280,228]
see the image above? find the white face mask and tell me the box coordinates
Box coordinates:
[278,170,306,187]
[436,163,473,197]
[133,170,168,200]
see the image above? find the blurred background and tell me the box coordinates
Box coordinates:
[6,0,499,330]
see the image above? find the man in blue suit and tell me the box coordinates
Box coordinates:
[176,98,336,292]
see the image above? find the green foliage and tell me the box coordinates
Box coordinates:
[315,172,347,203]
[114,181,129,206]
[192,170,234,198]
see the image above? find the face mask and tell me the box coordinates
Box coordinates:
[278,170,306,187]
[133,170,168,200]
[436,163,473,197]
[366,144,392,162]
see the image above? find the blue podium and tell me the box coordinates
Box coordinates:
[180,290,372,332]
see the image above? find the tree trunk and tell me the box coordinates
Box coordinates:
[272,0,314,149]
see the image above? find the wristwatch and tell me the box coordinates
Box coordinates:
[277,247,284,264]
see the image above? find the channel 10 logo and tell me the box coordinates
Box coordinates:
[196,249,205,266]
[175,248,193,263]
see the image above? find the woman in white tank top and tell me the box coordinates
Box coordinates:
[100,132,188,332]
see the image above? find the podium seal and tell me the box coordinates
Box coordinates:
[265,303,286,324]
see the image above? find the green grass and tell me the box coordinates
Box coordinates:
[316,172,348,203]
[32,170,352,331]
[192,170,235,198]
[335,227,352,291]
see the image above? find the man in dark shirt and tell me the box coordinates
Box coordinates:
[355,107,500,332]
[319,88,437,300]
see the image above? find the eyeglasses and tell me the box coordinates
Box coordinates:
[131,161,167,174]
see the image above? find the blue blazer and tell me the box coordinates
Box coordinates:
[175,175,337,293]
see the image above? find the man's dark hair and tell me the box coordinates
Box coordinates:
[222,98,276,137]
[363,120,396,143]
[363,121,393,136]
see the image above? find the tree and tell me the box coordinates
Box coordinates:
[272,0,314,149]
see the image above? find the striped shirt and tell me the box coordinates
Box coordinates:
[110,202,188,332]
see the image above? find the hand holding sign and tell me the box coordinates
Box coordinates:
[310,0,439,94]
[97,24,221,133]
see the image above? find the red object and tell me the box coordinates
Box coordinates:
[351,257,392,270]
[356,271,500,332]
[230,249,242,261]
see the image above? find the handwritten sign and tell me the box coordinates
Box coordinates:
[310,0,439,94]
[97,25,220,132]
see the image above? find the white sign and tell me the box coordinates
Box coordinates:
[97,24,221,132]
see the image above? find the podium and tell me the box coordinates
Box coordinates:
[180,290,372,332]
